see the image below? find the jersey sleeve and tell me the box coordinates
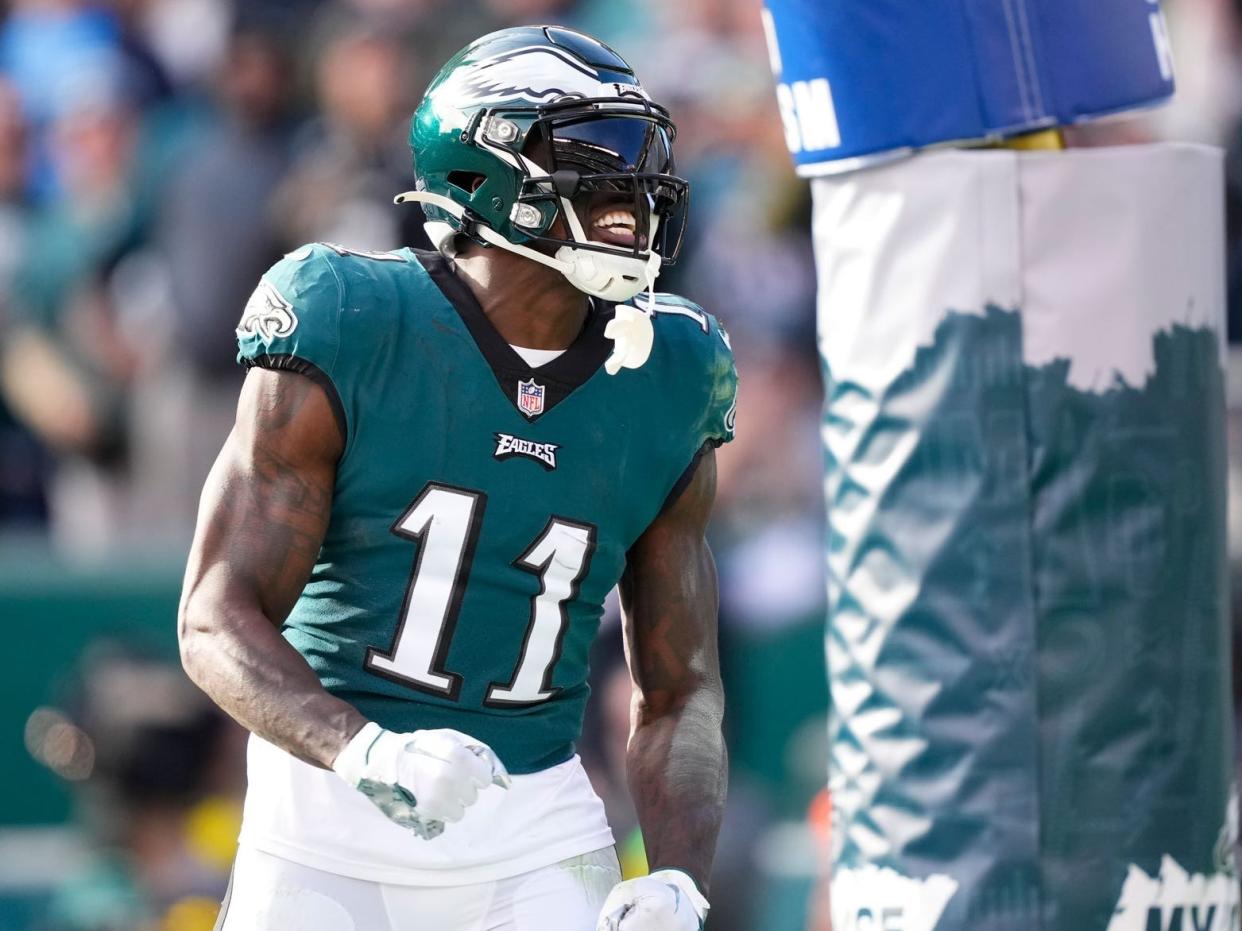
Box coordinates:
[235,244,347,436]
[650,299,739,513]
[702,316,738,447]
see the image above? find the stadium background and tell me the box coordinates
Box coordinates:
[0,0,1234,929]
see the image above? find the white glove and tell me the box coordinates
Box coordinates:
[332,723,510,840]
[596,869,710,931]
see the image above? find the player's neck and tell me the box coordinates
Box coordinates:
[452,245,590,351]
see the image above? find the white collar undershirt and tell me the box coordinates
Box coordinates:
[509,345,566,368]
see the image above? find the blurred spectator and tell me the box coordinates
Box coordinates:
[484,0,578,22]
[0,75,50,526]
[1,65,141,473]
[311,0,490,95]
[158,21,295,376]
[107,21,300,542]
[272,25,425,251]
[340,0,443,24]
[26,643,241,931]
[125,0,232,91]
[0,0,171,200]
[0,1,120,131]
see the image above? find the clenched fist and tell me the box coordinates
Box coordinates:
[597,869,710,931]
[332,722,510,839]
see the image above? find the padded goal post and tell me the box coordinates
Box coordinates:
[761,3,1236,928]
[813,143,1236,931]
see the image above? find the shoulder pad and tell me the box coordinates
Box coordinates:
[634,292,737,446]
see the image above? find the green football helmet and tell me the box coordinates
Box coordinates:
[395,25,689,305]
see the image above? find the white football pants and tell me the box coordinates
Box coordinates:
[216,845,621,931]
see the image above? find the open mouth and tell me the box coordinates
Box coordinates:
[589,207,640,248]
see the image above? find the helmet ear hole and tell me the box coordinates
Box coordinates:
[447,171,487,194]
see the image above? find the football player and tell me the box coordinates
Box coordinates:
[179,25,737,931]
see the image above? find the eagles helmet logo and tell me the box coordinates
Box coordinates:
[237,280,298,342]
[438,46,645,106]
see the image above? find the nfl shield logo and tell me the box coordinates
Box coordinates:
[517,378,545,418]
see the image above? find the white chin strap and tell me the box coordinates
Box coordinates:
[395,190,660,373]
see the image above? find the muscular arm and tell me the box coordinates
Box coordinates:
[618,447,727,895]
[178,367,366,769]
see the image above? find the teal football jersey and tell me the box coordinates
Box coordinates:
[236,243,737,773]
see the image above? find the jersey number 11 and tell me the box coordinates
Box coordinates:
[364,482,595,707]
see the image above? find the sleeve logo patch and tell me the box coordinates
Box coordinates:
[237,280,298,342]
[494,433,558,471]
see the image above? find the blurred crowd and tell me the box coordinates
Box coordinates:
[0,0,819,554]
[0,0,827,928]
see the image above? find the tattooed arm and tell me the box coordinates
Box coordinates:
[618,447,727,895]
[178,367,365,769]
